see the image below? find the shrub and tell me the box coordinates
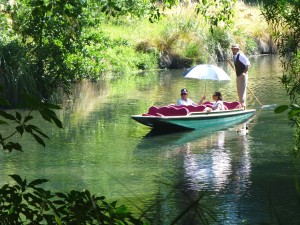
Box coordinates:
[0,174,147,224]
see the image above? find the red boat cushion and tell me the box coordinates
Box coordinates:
[203,101,213,108]
[147,106,160,115]
[157,106,189,116]
[223,101,241,110]
[174,105,206,112]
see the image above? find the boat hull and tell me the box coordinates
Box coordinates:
[131,109,256,131]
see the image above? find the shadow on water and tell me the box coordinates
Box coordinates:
[136,116,255,151]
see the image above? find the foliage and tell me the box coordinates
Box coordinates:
[196,0,238,31]
[262,0,300,136]
[0,91,62,152]
[0,89,147,223]
[0,174,146,224]
[0,0,271,101]
[262,0,300,201]
[245,37,259,55]
[0,41,37,104]
[8,0,86,98]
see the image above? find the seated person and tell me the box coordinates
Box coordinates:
[177,88,205,106]
[202,91,225,111]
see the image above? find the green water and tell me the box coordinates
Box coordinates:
[1,55,299,224]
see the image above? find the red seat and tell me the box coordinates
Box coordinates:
[203,101,213,108]
[145,106,159,116]
[157,106,189,116]
[185,105,206,112]
[173,105,206,112]
[223,101,241,110]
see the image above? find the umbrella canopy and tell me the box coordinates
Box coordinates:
[183,64,231,81]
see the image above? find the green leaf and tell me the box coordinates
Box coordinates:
[274,105,289,113]
[16,125,24,136]
[42,102,62,109]
[288,109,300,118]
[39,108,52,122]
[0,110,16,120]
[33,128,49,139]
[15,112,22,121]
[0,120,9,125]
[32,133,46,148]
[52,116,63,128]
[28,179,49,187]
[24,115,33,123]
[56,192,68,199]
[9,174,24,186]
[116,205,129,215]
[53,200,65,205]
[25,124,38,132]
[291,104,300,109]
[4,142,22,152]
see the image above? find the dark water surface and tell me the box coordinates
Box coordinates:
[1,55,300,224]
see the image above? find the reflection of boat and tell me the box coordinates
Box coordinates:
[131,104,256,131]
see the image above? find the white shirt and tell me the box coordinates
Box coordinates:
[177,98,196,106]
[234,52,250,66]
[212,100,225,110]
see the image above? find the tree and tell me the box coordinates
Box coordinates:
[261,0,300,158]
[6,0,86,99]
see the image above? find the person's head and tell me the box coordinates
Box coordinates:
[213,91,222,101]
[231,44,239,55]
[181,88,188,99]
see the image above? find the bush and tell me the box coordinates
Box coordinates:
[0,174,147,224]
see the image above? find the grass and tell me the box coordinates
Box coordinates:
[0,1,275,102]
[100,1,273,70]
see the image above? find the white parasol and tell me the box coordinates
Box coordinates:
[183,64,231,94]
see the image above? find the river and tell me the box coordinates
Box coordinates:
[1,55,300,224]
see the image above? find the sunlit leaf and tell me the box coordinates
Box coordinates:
[288,109,300,118]
[116,205,129,215]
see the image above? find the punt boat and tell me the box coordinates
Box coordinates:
[131,101,256,131]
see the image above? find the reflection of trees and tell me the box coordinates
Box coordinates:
[180,125,252,223]
[142,124,252,224]
[183,126,251,194]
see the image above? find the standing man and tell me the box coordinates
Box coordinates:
[231,44,250,110]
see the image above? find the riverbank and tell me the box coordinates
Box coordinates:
[99,1,276,71]
[0,1,276,103]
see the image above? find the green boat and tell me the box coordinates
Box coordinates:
[131,103,256,131]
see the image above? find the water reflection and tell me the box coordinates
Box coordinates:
[137,122,254,224]
[1,55,299,224]
[184,131,232,191]
[181,124,251,192]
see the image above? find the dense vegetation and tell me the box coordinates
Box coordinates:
[0,0,274,103]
